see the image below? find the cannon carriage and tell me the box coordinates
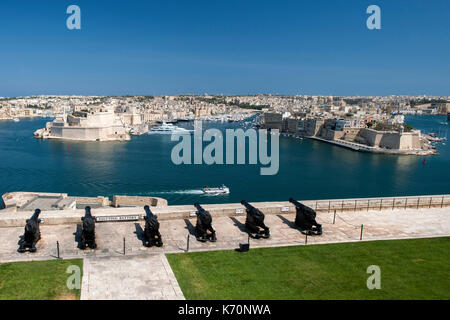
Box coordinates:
[289,198,322,235]
[241,200,270,238]
[18,209,42,253]
[193,203,217,242]
[143,205,163,247]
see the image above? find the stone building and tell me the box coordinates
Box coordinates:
[35,106,130,141]
[354,128,422,150]
[261,113,283,130]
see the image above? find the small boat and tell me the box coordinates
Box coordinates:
[202,185,230,195]
[13,118,20,122]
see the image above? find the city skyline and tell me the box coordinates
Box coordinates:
[0,0,449,97]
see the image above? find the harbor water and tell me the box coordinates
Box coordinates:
[0,115,448,205]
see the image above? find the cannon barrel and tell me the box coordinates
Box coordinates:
[31,209,41,220]
[194,202,206,213]
[84,206,92,217]
[289,198,314,213]
[144,205,154,217]
[240,200,255,210]
[289,198,304,209]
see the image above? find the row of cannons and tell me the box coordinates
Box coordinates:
[18,199,322,253]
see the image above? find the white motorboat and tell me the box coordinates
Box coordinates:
[202,185,230,195]
[13,118,20,122]
[148,121,193,134]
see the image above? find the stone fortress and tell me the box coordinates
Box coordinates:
[262,112,433,155]
[34,105,133,141]
[304,117,423,151]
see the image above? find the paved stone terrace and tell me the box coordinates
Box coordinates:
[1,207,449,263]
[1,207,449,300]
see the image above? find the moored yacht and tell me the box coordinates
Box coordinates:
[148,121,193,134]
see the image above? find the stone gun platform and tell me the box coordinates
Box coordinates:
[1,204,449,300]
[1,206,449,263]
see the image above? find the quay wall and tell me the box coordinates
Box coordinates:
[0,194,449,228]
[49,126,129,141]
[310,136,434,155]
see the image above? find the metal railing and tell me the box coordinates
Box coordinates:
[300,195,450,213]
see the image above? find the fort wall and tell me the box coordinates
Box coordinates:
[1,194,449,227]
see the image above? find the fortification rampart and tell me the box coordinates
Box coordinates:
[0,194,448,228]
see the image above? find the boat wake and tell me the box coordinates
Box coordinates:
[142,188,230,196]
[152,189,204,195]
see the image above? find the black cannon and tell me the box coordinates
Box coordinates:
[143,205,163,247]
[80,206,97,249]
[241,200,270,238]
[18,209,42,253]
[289,198,322,235]
[193,203,216,242]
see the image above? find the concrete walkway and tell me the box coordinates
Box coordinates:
[80,253,184,300]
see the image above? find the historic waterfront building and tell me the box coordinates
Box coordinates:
[34,106,130,141]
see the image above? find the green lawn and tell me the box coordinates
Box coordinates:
[0,259,83,300]
[167,237,450,299]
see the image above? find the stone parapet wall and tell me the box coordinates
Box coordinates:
[1,192,68,212]
[0,194,449,228]
[68,196,111,207]
[112,195,168,208]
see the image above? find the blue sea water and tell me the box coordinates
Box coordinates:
[0,115,448,205]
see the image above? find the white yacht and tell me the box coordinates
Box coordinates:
[202,185,230,195]
[148,121,193,134]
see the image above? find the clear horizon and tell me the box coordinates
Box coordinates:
[1,0,449,97]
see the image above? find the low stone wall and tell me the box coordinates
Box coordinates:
[0,194,448,228]
[112,195,168,208]
[1,192,68,212]
[68,196,111,207]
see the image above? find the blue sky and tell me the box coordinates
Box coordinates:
[0,0,449,96]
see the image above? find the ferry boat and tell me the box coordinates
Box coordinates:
[202,185,230,195]
[148,121,193,134]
